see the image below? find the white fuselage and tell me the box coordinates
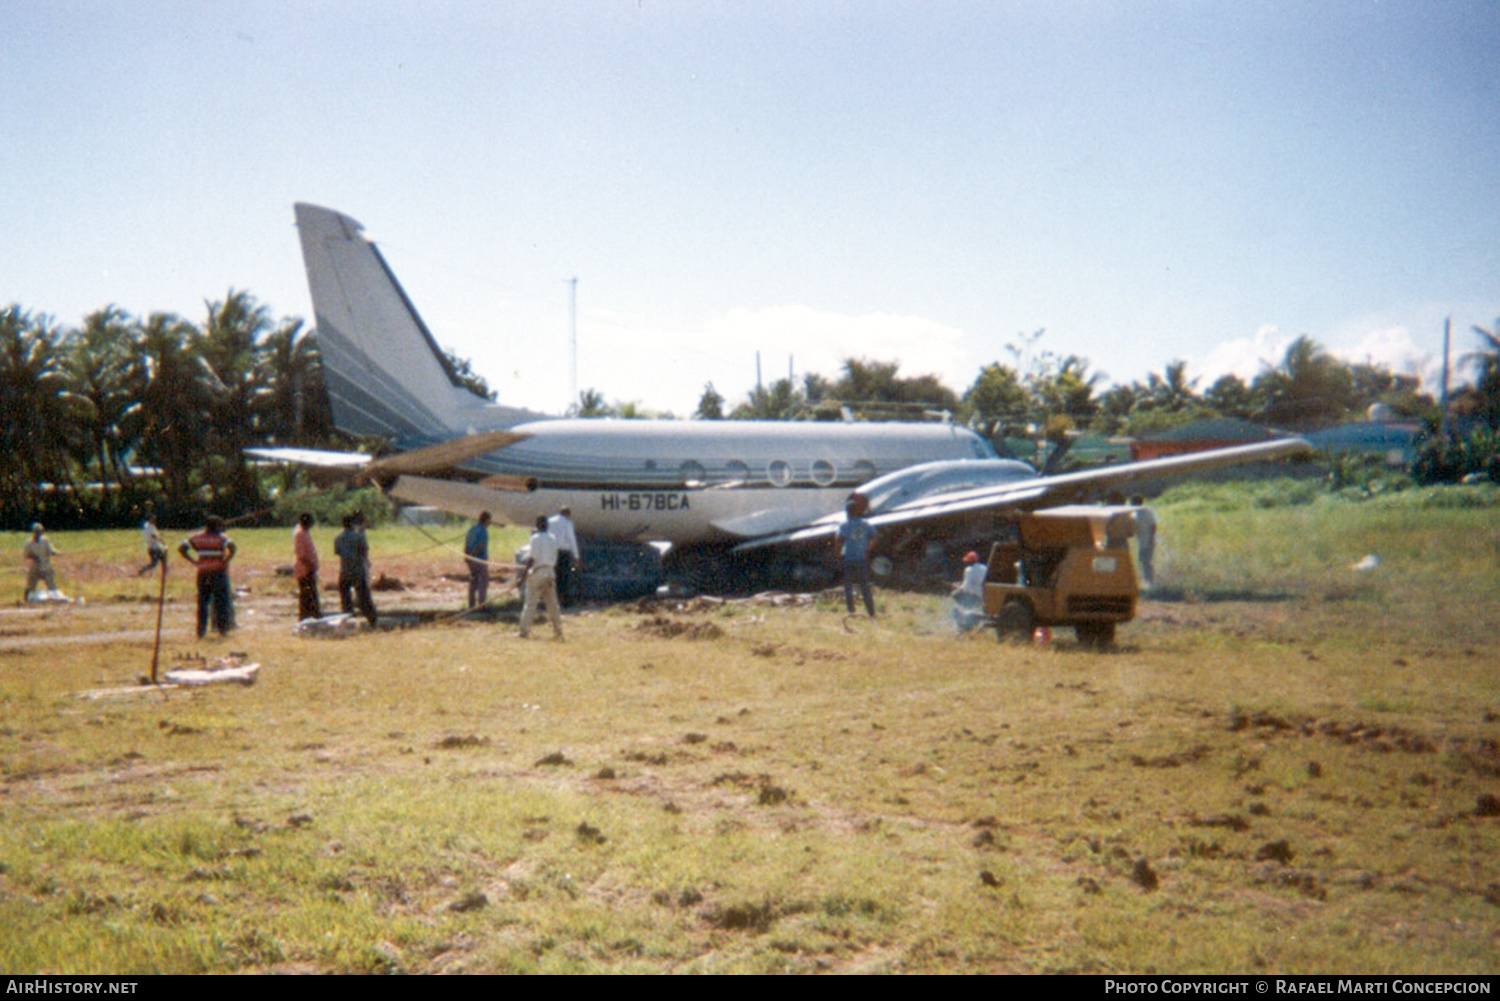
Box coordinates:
[390,417,1001,545]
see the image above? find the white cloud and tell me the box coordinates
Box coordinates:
[1189,323,1443,392]
[1188,324,1291,386]
[1328,326,1438,387]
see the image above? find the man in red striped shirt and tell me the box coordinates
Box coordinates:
[178,516,237,638]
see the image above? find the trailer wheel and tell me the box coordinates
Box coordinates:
[1075,621,1116,650]
[994,599,1034,643]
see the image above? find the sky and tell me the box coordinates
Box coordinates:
[4,0,1497,417]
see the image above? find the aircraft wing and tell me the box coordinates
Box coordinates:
[734,436,1311,552]
[246,446,372,470]
[246,429,531,485]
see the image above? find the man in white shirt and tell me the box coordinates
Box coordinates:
[951,550,988,634]
[22,523,60,599]
[138,515,167,576]
[547,506,584,606]
[1130,496,1157,586]
[519,516,564,640]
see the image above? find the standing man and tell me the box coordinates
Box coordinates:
[1130,496,1157,586]
[548,506,584,607]
[178,516,236,638]
[292,512,321,621]
[464,511,491,609]
[835,496,877,619]
[518,515,564,640]
[334,513,377,626]
[21,523,60,600]
[138,514,167,577]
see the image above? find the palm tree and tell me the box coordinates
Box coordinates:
[135,312,218,516]
[65,306,143,514]
[200,291,273,506]
[1462,320,1500,428]
[1252,336,1356,430]
[0,307,90,521]
[254,317,329,445]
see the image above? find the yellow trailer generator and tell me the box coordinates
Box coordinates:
[983,506,1140,649]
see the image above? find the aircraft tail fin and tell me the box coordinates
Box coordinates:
[293,203,542,445]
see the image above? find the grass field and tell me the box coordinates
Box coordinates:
[1,492,1497,973]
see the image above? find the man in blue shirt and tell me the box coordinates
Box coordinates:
[464,511,491,609]
[334,512,377,626]
[835,497,877,618]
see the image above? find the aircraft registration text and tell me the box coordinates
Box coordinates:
[599,493,691,512]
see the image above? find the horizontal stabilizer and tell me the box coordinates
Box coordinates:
[246,429,528,484]
[354,429,531,484]
[246,447,372,470]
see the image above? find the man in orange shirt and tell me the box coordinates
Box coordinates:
[292,512,321,621]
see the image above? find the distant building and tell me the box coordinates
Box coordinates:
[1305,420,1420,466]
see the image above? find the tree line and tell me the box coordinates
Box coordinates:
[6,291,1497,529]
[1,292,333,528]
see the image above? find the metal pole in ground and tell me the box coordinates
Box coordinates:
[150,559,168,685]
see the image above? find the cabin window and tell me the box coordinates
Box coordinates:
[767,460,792,487]
[853,459,877,483]
[680,460,706,487]
[725,459,750,485]
[811,459,836,486]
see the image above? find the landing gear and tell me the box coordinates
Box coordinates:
[994,599,1034,643]
[662,544,837,597]
[1074,621,1116,650]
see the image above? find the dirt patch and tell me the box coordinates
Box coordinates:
[635,615,724,640]
[1227,710,1500,771]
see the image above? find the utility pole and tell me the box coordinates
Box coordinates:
[568,277,578,414]
[1440,316,1451,442]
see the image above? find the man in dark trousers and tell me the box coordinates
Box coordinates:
[178,516,236,638]
[292,512,321,621]
[548,506,584,606]
[334,513,377,626]
[464,511,491,609]
[835,496,877,618]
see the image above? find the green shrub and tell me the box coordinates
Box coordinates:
[270,484,393,527]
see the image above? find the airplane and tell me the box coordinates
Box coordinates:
[256,203,1311,596]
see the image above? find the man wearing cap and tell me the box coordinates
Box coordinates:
[21,523,60,599]
[951,550,989,634]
